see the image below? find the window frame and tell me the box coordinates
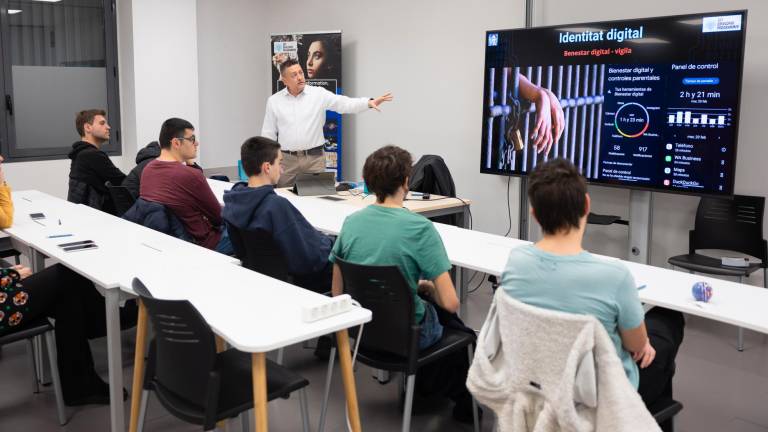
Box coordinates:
[0,0,121,162]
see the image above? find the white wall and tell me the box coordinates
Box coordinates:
[196,0,269,169]
[249,0,527,235]
[193,0,767,283]
[118,0,200,166]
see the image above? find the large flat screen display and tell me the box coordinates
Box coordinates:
[480,11,747,195]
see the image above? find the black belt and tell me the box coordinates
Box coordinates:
[281,145,323,156]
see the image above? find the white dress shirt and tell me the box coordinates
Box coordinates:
[261,85,370,151]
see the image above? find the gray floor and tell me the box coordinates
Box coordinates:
[2,279,768,431]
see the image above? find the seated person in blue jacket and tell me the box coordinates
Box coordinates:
[222,136,333,292]
[329,145,476,422]
[500,158,684,408]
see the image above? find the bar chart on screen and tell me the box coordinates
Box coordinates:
[667,108,732,128]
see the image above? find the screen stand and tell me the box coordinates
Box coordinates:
[518,177,530,240]
[518,0,536,242]
[628,189,653,264]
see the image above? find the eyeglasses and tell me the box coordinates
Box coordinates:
[177,135,197,144]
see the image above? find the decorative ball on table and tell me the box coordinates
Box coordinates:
[692,281,713,302]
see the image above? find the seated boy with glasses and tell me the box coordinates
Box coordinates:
[140,117,233,255]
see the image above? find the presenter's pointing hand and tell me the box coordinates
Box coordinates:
[368,92,394,112]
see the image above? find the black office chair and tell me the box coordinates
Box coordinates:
[0,317,67,425]
[668,194,767,350]
[226,223,291,282]
[650,396,684,432]
[0,235,21,267]
[209,175,230,182]
[317,259,479,432]
[131,278,310,432]
[104,181,137,217]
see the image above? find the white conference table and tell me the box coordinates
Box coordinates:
[208,179,477,304]
[6,190,372,432]
[128,257,372,432]
[435,221,768,334]
[208,179,768,336]
[6,190,240,432]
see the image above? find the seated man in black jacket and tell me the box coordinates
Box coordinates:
[222,136,332,292]
[122,141,159,199]
[67,109,126,214]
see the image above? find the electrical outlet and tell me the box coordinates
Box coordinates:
[302,294,353,322]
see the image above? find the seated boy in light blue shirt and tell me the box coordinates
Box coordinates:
[500,158,684,408]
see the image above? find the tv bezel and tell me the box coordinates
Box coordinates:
[479,10,749,198]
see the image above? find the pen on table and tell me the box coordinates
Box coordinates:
[141,242,163,252]
[47,234,73,239]
[637,284,647,290]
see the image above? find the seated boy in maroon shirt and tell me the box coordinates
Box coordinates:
[140,117,233,254]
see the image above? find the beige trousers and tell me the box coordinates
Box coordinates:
[278,150,325,188]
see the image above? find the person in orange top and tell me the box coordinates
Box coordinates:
[0,156,13,228]
[0,156,136,406]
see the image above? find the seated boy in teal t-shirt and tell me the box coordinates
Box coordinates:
[499,158,684,408]
[329,145,476,423]
[329,145,458,349]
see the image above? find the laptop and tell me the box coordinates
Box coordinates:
[293,172,337,196]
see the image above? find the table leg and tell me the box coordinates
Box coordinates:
[129,301,148,432]
[30,249,51,385]
[336,330,362,432]
[252,353,268,432]
[215,336,227,353]
[216,336,228,430]
[458,205,470,312]
[29,248,46,272]
[459,205,470,229]
[105,288,125,432]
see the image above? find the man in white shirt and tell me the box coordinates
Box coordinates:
[262,59,393,187]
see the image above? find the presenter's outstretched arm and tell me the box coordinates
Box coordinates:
[367,92,394,112]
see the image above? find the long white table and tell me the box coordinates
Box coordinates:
[5,190,371,432]
[128,257,372,432]
[6,190,241,432]
[207,179,768,336]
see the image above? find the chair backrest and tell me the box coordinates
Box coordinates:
[468,291,661,429]
[409,154,456,198]
[68,178,107,211]
[105,181,137,217]
[226,223,290,281]
[132,278,217,407]
[208,175,230,182]
[691,194,767,263]
[123,198,193,242]
[335,258,418,360]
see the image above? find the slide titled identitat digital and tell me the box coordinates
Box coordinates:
[481,12,746,195]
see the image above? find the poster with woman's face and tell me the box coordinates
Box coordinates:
[270,31,343,178]
[271,32,342,94]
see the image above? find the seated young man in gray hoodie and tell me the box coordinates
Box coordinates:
[222,136,333,292]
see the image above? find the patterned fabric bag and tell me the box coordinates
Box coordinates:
[0,268,30,331]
